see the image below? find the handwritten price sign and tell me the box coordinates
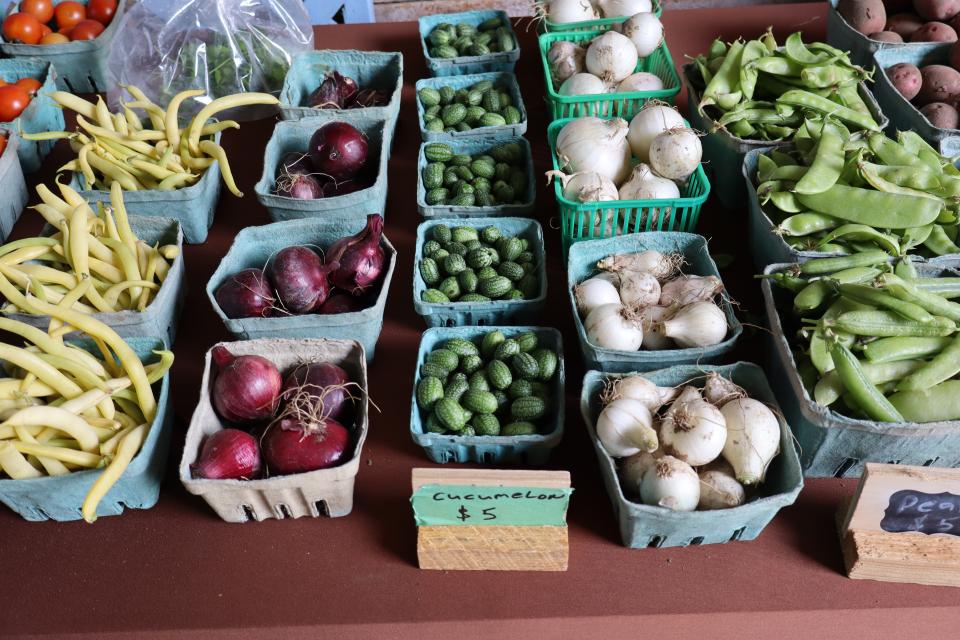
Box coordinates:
[412,484,573,527]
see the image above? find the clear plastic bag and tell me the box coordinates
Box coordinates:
[107,0,314,121]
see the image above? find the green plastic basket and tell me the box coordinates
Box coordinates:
[541,0,662,32]
[580,363,803,548]
[539,33,680,121]
[413,217,547,327]
[547,117,711,256]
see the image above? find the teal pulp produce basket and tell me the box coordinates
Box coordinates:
[68,132,222,245]
[0,58,63,173]
[761,262,960,477]
[0,337,172,521]
[279,50,403,140]
[180,338,369,522]
[255,112,390,223]
[580,363,803,548]
[682,64,886,210]
[567,232,741,372]
[547,117,710,256]
[0,0,126,93]
[419,10,520,77]
[410,325,564,465]
[417,136,535,218]
[540,0,662,32]
[206,216,396,362]
[872,44,960,155]
[539,33,680,120]
[3,216,185,344]
[413,217,546,327]
[415,71,527,142]
[825,0,924,67]
[742,147,843,270]
[0,131,26,241]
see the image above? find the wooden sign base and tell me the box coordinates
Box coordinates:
[839,463,960,588]
[412,468,571,572]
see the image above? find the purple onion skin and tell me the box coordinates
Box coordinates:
[215,268,276,319]
[276,173,325,199]
[279,151,313,176]
[308,121,368,182]
[266,246,332,314]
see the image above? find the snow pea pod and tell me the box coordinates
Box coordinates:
[868,133,928,169]
[800,65,860,89]
[769,165,807,181]
[816,224,900,255]
[796,185,941,229]
[757,154,778,182]
[923,224,960,255]
[809,298,863,373]
[739,40,768,101]
[750,56,803,76]
[762,124,795,139]
[770,150,798,166]
[862,336,952,363]
[897,333,960,391]
[814,358,923,407]
[793,265,880,311]
[795,120,844,194]
[729,119,756,138]
[894,256,919,279]
[758,271,808,292]
[908,277,960,299]
[700,40,744,111]
[879,274,960,322]
[799,250,889,275]
[777,89,880,131]
[862,163,940,191]
[889,381,960,422]
[836,84,871,116]
[707,38,727,60]
[838,283,934,322]
[770,191,802,212]
[777,212,840,236]
[784,32,839,65]
[834,310,955,337]
[829,341,905,422]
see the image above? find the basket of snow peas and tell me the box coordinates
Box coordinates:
[746,128,960,269]
[761,253,960,477]
[684,30,887,209]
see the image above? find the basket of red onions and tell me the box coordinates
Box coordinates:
[205,214,395,361]
[179,338,369,523]
[254,112,389,223]
[278,51,402,137]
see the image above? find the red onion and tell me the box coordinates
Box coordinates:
[191,429,262,480]
[276,172,325,200]
[319,293,363,314]
[263,417,350,475]
[307,71,359,109]
[326,214,386,295]
[281,362,353,423]
[309,122,368,181]
[266,246,334,314]
[215,268,276,319]
[279,151,313,176]
[211,346,282,424]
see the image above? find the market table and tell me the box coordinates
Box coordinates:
[2,3,959,638]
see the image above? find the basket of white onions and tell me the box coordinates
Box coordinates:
[538,20,680,120]
[538,0,662,33]
[546,109,710,254]
[579,363,803,548]
[567,232,741,372]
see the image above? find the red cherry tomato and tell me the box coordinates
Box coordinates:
[68,18,103,40]
[53,1,85,31]
[20,0,54,24]
[0,134,7,158]
[86,0,116,25]
[14,77,41,96]
[2,12,44,44]
[39,31,68,44]
[0,85,31,122]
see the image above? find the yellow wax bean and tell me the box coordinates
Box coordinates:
[13,441,101,468]
[0,442,42,478]
[2,406,100,451]
[83,424,145,522]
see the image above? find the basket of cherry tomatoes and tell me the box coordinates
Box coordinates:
[0,0,122,93]
[0,58,64,172]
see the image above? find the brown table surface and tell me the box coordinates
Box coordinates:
[2,3,960,639]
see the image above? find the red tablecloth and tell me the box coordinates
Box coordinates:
[2,4,959,638]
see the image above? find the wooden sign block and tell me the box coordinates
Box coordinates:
[839,463,960,588]
[411,468,572,572]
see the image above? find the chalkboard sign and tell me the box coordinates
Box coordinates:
[881,490,960,537]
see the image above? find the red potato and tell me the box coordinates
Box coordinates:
[838,0,888,34]
[914,0,960,20]
[886,11,925,36]
[870,30,904,40]
[921,101,960,127]
[918,64,960,104]
[887,62,924,100]
[911,20,959,40]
